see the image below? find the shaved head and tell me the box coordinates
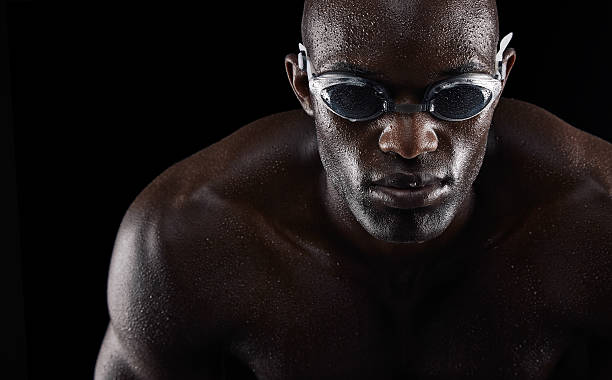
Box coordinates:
[301,0,500,82]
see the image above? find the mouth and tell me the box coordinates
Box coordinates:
[369,172,450,209]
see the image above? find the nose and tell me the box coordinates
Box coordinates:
[378,113,438,159]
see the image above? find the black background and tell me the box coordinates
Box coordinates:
[4,0,610,378]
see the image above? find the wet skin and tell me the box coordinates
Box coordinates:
[96,1,612,379]
[95,104,612,380]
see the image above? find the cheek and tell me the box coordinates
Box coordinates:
[314,116,359,183]
[446,112,492,181]
[313,104,372,180]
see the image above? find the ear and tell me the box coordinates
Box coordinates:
[285,53,314,116]
[500,48,517,90]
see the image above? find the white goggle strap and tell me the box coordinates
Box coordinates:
[298,42,313,79]
[495,32,513,80]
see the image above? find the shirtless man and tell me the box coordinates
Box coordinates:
[95,0,612,378]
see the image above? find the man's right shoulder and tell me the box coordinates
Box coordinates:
[104,158,241,346]
[101,173,265,377]
[106,109,318,343]
[116,108,316,247]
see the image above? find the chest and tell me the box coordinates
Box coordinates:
[223,244,591,380]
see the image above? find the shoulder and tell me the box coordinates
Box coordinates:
[104,110,320,368]
[493,98,611,192]
[107,110,313,309]
[489,98,611,245]
[103,165,236,376]
[489,99,612,336]
[110,108,318,261]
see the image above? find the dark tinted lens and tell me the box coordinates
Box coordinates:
[431,84,492,120]
[321,83,385,120]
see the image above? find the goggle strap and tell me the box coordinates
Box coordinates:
[495,32,513,80]
[298,43,313,79]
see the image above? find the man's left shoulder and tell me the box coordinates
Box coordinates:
[493,98,611,226]
[494,98,611,189]
[493,98,612,296]
[508,154,612,338]
[533,191,612,338]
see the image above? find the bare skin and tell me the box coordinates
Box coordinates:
[96,1,612,379]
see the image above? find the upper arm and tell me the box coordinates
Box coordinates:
[95,187,229,379]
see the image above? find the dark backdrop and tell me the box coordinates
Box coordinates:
[6,1,610,378]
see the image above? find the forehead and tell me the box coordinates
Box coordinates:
[304,0,498,84]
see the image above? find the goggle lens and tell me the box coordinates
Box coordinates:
[430,84,492,120]
[321,83,386,121]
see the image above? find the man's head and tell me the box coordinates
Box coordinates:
[286,0,515,243]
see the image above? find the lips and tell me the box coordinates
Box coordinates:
[372,172,441,189]
[369,172,449,209]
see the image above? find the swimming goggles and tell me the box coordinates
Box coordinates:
[298,33,513,122]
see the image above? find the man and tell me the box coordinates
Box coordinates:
[95,0,612,378]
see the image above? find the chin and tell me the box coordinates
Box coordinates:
[355,201,456,244]
[369,226,444,244]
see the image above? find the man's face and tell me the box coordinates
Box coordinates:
[304,0,502,243]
